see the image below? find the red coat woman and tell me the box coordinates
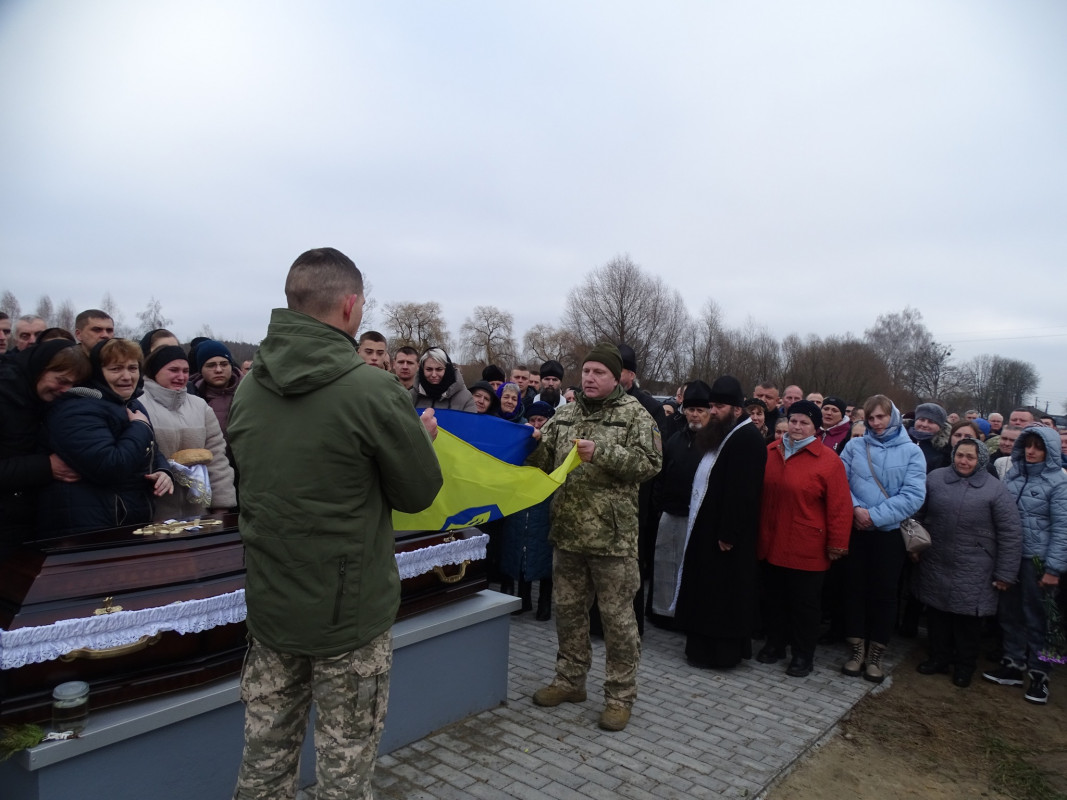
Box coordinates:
[756,401,853,677]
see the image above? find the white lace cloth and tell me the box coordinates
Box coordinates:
[0,533,488,670]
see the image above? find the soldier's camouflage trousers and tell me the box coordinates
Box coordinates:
[552,548,641,707]
[233,630,391,800]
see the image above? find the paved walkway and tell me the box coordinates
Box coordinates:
[371,593,908,799]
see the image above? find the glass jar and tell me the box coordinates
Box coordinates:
[52,681,90,734]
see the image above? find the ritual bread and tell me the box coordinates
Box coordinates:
[170,448,213,466]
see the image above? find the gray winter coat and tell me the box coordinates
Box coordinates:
[1002,424,1067,576]
[917,442,1022,616]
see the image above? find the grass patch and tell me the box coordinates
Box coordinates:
[985,734,1067,800]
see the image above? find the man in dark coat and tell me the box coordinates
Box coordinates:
[672,374,767,668]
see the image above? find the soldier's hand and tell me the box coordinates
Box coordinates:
[575,438,596,462]
[420,408,438,441]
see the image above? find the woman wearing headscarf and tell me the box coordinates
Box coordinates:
[914,437,1021,687]
[469,380,501,416]
[0,340,91,554]
[411,348,477,413]
[38,338,173,536]
[984,425,1067,704]
[497,382,526,424]
[757,401,853,677]
[139,345,237,520]
[838,394,926,682]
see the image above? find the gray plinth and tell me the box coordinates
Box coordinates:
[2,590,519,800]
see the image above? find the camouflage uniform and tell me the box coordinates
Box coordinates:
[528,385,661,708]
[234,631,391,800]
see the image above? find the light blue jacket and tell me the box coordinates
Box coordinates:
[840,404,926,531]
[1003,424,1067,576]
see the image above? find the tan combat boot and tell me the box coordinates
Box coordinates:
[532,683,587,707]
[598,703,631,731]
[842,637,865,677]
[864,642,887,683]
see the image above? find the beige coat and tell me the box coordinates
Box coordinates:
[140,379,237,520]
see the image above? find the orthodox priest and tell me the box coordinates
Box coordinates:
[671,375,767,668]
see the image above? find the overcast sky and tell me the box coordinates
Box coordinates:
[1,1,1065,408]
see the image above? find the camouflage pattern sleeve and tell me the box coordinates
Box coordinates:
[589,402,662,484]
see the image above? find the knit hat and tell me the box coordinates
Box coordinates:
[822,395,848,415]
[482,364,505,383]
[192,339,235,373]
[914,402,947,428]
[787,400,822,431]
[526,400,555,420]
[583,343,623,380]
[708,375,744,407]
[539,360,564,380]
[144,345,188,381]
[617,343,638,373]
[744,397,768,413]
[682,380,713,409]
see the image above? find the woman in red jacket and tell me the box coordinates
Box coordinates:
[757,401,854,677]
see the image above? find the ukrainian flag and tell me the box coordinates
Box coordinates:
[392,413,580,532]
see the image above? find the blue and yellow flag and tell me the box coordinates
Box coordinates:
[392,423,580,532]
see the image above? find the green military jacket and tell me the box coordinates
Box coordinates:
[229,308,442,657]
[527,384,661,557]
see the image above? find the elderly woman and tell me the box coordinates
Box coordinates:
[139,345,237,520]
[39,339,173,536]
[915,438,1022,687]
[909,403,952,473]
[984,425,1067,704]
[0,340,91,553]
[411,348,477,412]
[757,401,853,677]
[839,395,926,682]
[497,382,526,423]
[469,380,501,416]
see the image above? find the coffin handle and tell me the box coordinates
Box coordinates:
[60,633,163,661]
[433,560,470,584]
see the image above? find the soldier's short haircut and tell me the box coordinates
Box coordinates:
[394,345,418,358]
[285,247,363,317]
[756,380,778,391]
[358,330,386,346]
[75,309,113,329]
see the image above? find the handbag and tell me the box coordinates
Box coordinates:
[865,444,931,554]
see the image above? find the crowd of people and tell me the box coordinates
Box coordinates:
[2,290,1067,791]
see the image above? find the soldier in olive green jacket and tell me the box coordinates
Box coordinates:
[527,342,661,732]
[229,248,442,800]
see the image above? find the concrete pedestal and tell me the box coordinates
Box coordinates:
[2,591,519,800]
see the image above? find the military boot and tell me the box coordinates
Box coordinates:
[842,637,865,677]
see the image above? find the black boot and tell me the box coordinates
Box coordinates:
[536,579,552,621]
[518,580,533,612]
[500,578,515,596]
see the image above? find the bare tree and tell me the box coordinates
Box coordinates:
[459,305,517,367]
[563,254,690,382]
[136,297,173,336]
[959,354,1039,413]
[100,292,135,338]
[35,295,54,324]
[683,299,727,382]
[1,290,22,318]
[863,306,949,401]
[522,323,584,378]
[382,301,449,354]
[53,299,77,332]
[781,333,892,405]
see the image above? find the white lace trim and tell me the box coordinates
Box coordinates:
[395,534,488,581]
[0,534,488,670]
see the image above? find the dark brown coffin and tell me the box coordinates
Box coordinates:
[0,514,486,724]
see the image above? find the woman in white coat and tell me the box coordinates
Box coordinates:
[139,345,236,520]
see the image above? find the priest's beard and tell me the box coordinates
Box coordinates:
[697,410,742,452]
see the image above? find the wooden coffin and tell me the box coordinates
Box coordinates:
[0,514,486,724]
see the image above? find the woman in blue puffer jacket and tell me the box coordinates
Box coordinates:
[838,395,926,683]
[983,423,1067,705]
